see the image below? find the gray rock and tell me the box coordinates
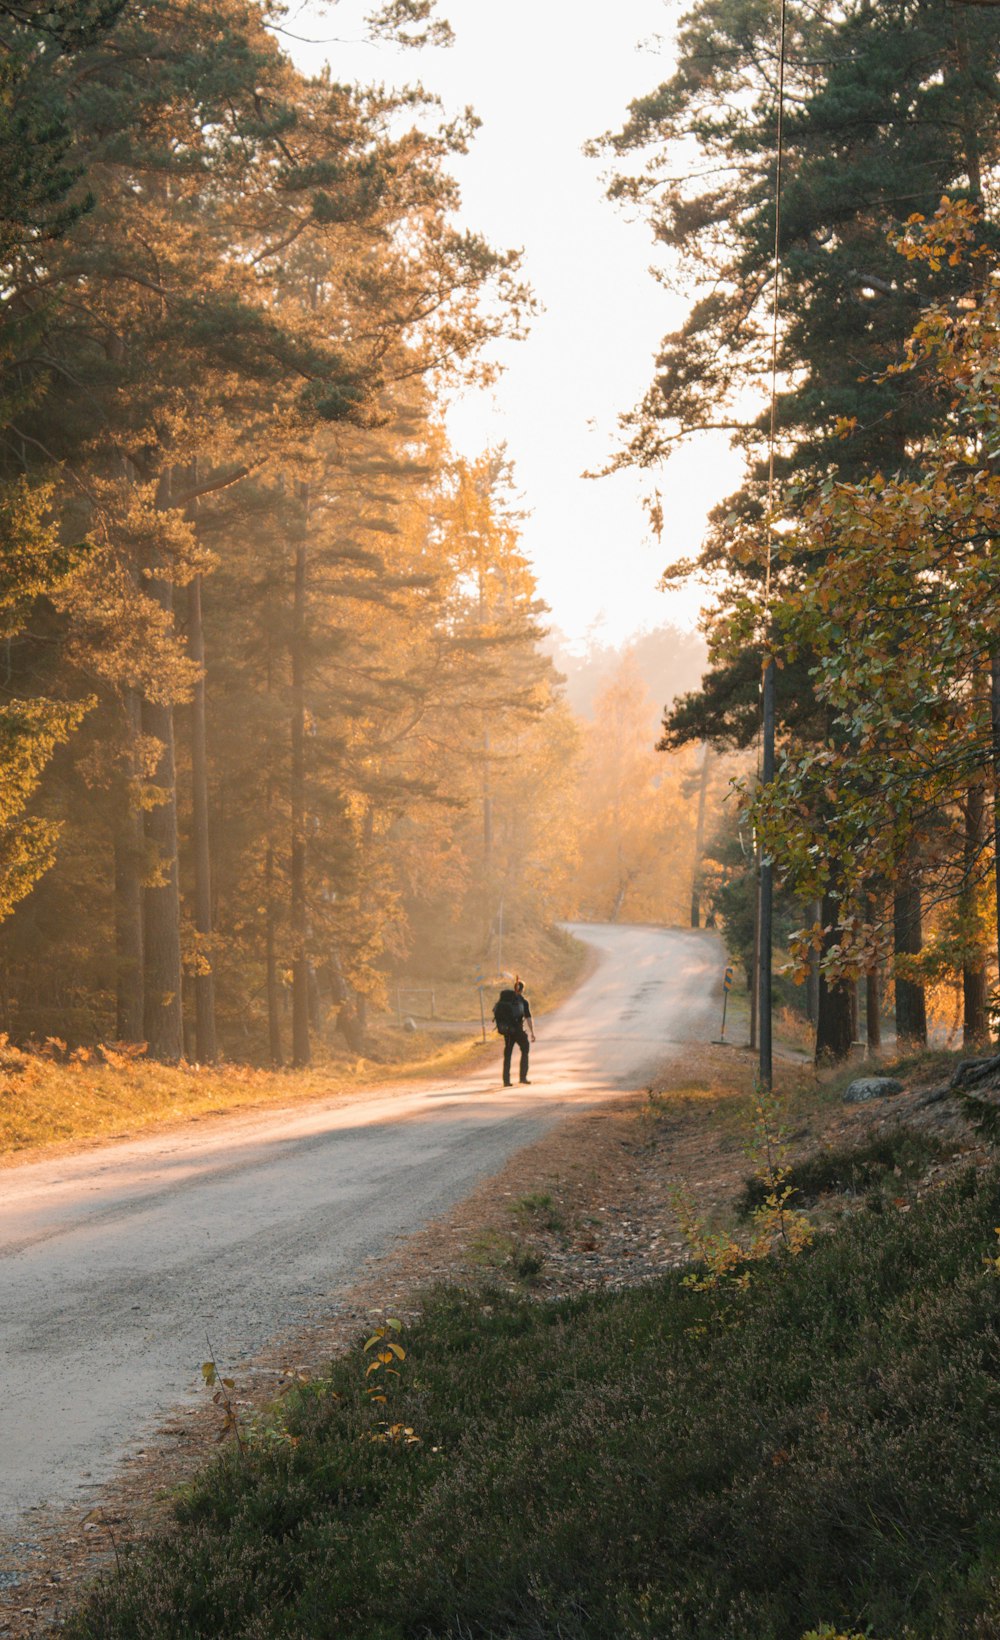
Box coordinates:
[402,1016,417,1033]
[843,1076,904,1104]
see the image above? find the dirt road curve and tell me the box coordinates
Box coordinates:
[0,924,722,1535]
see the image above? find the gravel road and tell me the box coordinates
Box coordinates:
[0,923,723,1534]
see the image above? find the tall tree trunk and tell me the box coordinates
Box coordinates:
[990,651,1000,1021]
[866,969,881,1054]
[483,722,493,863]
[953,6,984,203]
[805,898,821,1026]
[863,887,881,1054]
[815,892,854,1062]
[262,630,283,1066]
[142,471,183,1062]
[690,743,710,928]
[113,687,144,1042]
[187,570,217,1062]
[963,781,989,1049]
[290,484,310,1068]
[749,853,759,1052]
[850,979,859,1046]
[893,874,927,1049]
[265,839,283,1067]
[964,953,989,1052]
[351,802,377,1055]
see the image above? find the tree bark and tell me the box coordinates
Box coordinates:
[290,483,310,1068]
[187,570,217,1062]
[142,472,184,1063]
[848,977,858,1044]
[483,722,493,864]
[351,802,377,1055]
[866,969,881,1054]
[893,875,927,1049]
[265,837,283,1067]
[113,688,144,1042]
[990,650,1000,1016]
[815,892,854,1062]
[963,781,989,1049]
[749,853,759,1052]
[863,886,881,1054]
[805,898,821,1026]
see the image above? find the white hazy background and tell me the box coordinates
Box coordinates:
[278,0,743,649]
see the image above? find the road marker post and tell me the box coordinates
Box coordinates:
[720,964,734,1042]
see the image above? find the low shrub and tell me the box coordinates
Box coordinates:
[737,1127,950,1216]
[68,1168,1000,1640]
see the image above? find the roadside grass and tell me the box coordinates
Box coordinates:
[0,928,589,1163]
[67,1164,1000,1640]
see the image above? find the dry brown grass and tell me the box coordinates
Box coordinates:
[0,928,590,1165]
[0,1033,492,1163]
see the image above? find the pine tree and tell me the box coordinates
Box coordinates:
[599,0,1000,1056]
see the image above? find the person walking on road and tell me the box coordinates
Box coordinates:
[492,976,535,1086]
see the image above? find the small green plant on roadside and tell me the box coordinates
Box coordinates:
[470,1227,545,1283]
[801,1628,874,1640]
[201,1347,245,1456]
[512,1245,543,1279]
[363,1318,422,1446]
[670,1183,753,1298]
[244,1368,335,1452]
[363,1318,405,1406]
[470,1228,517,1268]
[673,1083,813,1303]
[510,1191,564,1234]
[738,1127,951,1215]
[644,1086,671,1121]
[739,1085,814,1255]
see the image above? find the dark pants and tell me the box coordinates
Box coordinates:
[502,1026,529,1085]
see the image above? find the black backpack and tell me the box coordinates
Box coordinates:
[492,990,520,1033]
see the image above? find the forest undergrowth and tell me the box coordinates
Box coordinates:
[60,1047,1000,1640]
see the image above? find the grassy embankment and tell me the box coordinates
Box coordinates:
[0,923,587,1162]
[66,1050,1000,1640]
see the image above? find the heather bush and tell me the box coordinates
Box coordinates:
[69,1168,1000,1639]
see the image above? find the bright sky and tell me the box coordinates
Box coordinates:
[280,0,744,650]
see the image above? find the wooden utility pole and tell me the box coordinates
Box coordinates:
[690,743,710,928]
[264,633,283,1067]
[290,482,310,1068]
